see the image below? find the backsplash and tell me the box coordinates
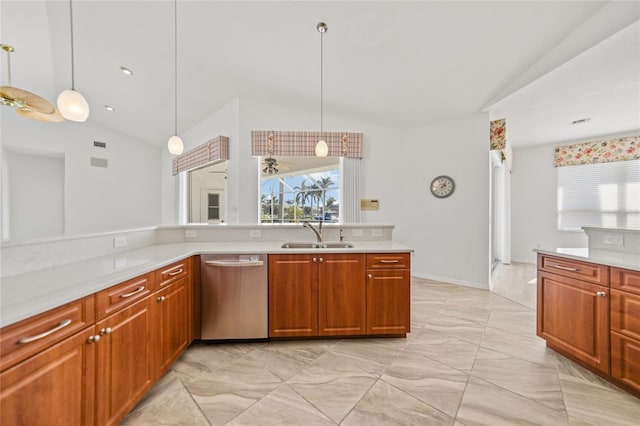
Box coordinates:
[1,224,394,277]
[583,227,640,255]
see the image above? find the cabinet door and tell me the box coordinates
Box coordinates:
[366,269,410,335]
[318,254,366,336]
[269,254,317,337]
[95,297,154,426]
[154,277,191,377]
[537,271,609,374]
[611,331,640,393]
[0,327,96,426]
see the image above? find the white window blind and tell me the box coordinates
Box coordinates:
[557,159,640,231]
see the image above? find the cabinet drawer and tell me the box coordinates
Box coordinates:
[611,267,640,296]
[96,273,154,320]
[538,254,608,286]
[366,253,411,270]
[157,259,190,288]
[611,331,640,393]
[0,295,95,371]
[611,289,640,340]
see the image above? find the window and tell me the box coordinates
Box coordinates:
[557,159,640,231]
[259,156,340,224]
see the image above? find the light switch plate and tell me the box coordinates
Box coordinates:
[113,236,127,248]
[371,229,383,237]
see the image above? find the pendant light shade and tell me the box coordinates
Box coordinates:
[315,139,328,157]
[168,135,184,155]
[315,22,328,157]
[58,0,89,122]
[57,89,89,122]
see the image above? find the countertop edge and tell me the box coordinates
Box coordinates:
[534,247,640,272]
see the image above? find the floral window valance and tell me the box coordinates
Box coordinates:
[554,136,639,167]
[490,119,512,171]
[251,130,364,158]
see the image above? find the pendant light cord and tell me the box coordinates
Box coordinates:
[320,29,324,133]
[69,0,75,90]
[174,0,178,136]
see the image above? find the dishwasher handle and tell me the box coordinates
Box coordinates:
[204,260,264,267]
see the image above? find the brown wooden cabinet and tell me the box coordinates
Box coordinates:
[366,253,411,335]
[269,253,367,337]
[318,254,366,336]
[610,267,640,393]
[95,294,155,426]
[269,254,319,337]
[269,252,410,338]
[537,254,610,374]
[0,300,96,426]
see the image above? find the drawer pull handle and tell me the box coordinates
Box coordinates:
[596,291,607,297]
[380,259,399,264]
[551,264,579,272]
[119,286,145,298]
[18,319,72,344]
[167,268,184,276]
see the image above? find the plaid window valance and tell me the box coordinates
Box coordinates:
[251,131,364,158]
[172,135,229,175]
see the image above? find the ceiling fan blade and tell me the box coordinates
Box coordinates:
[1,86,57,114]
[16,107,65,122]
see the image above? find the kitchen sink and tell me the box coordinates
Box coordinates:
[281,242,354,249]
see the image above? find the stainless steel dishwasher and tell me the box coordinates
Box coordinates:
[200,254,268,340]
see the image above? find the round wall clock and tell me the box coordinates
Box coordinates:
[430,175,455,198]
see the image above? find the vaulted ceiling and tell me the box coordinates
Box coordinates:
[1,1,638,148]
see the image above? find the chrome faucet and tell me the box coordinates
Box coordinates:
[303,221,323,243]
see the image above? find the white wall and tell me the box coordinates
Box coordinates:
[3,150,64,241]
[510,130,638,264]
[162,99,490,288]
[1,112,162,239]
[393,114,491,289]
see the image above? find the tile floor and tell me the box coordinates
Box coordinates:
[122,276,640,425]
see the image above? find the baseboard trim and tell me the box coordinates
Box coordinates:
[412,272,489,290]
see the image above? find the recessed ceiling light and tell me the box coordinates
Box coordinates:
[104,105,115,111]
[120,66,133,76]
[571,118,591,125]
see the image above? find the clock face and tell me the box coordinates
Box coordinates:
[430,176,455,198]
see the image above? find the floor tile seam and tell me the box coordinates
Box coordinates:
[176,373,214,426]
[420,309,490,328]
[451,333,484,421]
[377,376,456,422]
[273,382,340,425]
[335,376,381,425]
[465,375,571,421]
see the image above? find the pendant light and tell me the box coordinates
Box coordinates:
[167,0,184,155]
[57,0,90,122]
[315,22,329,157]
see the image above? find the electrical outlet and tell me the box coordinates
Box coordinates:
[603,234,623,246]
[113,236,127,248]
[185,230,197,238]
[351,229,363,237]
[371,229,383,237]
[250,230,261,238]
[113,257,127,269]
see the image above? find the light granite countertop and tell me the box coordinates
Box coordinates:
[0,241,413,328]
[534,247,640,272]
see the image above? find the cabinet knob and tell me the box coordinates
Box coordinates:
[157,296,166,302]
[368,274,373,279]
[99,327,112,336]
[319,257,324,263]
[596,291,607,297]
[87,335,101,343]
[312,257,317,263]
